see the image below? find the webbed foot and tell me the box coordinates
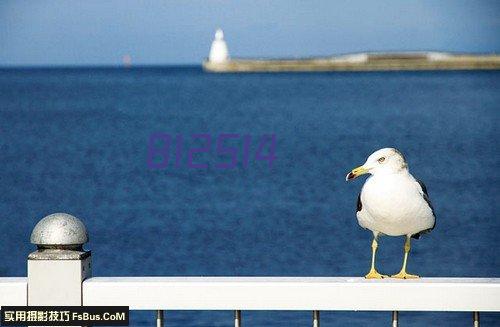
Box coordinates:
[391,271,419,279]
[365,269,389,279]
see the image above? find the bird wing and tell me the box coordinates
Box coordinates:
[355,192,372,231]
[411,178,436,239]
[416,179,435,217]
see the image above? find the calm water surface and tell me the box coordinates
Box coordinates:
[0,67,498,326]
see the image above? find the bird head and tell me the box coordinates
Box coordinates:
[346,148,408,181]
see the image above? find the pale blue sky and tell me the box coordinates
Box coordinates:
[0,0,499,66]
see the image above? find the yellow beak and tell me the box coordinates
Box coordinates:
[346,166,369,181]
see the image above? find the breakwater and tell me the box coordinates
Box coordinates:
[203,53,500,72]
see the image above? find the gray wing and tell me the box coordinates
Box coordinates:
[411,179,436,239]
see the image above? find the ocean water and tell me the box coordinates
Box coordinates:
[0,67,498,326]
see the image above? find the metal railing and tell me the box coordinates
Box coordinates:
[1,213,499,326]
[2,276,498,326]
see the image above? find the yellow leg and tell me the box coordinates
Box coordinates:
[391,236,419,279]
[365,237,388,279]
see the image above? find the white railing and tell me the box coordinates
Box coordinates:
[0,277,27,306]
[82,277,500,311]
[1,213,499,326]
[1,276,499,326]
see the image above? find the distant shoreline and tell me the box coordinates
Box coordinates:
[203,52,500,73]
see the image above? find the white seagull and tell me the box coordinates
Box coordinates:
[346,148,435,279]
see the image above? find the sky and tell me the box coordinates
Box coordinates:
[0,0,499,66]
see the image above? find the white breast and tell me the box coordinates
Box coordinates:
[357,172,434,236]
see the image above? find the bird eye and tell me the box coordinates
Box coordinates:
[378,157,385,163]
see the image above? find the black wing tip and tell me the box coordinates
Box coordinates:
[411,225,435,239]
[357,193,362,212]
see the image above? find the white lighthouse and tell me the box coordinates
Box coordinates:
[208,29,229,63]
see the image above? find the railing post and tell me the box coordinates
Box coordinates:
[473,312,479,327]
[156,310,164,327]
[234,310,241,327]
[392,311,398,327]
[27,213,91,312]
[312,310,320,327]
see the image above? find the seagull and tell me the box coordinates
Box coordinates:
[346,148,435,279]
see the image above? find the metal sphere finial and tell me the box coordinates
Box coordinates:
[30,213,88,250]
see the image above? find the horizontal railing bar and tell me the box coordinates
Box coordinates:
[0,278,27,307]
[82,277,500,311]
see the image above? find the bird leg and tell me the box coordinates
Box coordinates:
[365,237,388,279]
[391,236,419,279]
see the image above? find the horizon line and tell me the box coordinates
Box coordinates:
[2,50,499,69]
[0,63,202,69]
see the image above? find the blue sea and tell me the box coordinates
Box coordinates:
[0,67,499,326]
